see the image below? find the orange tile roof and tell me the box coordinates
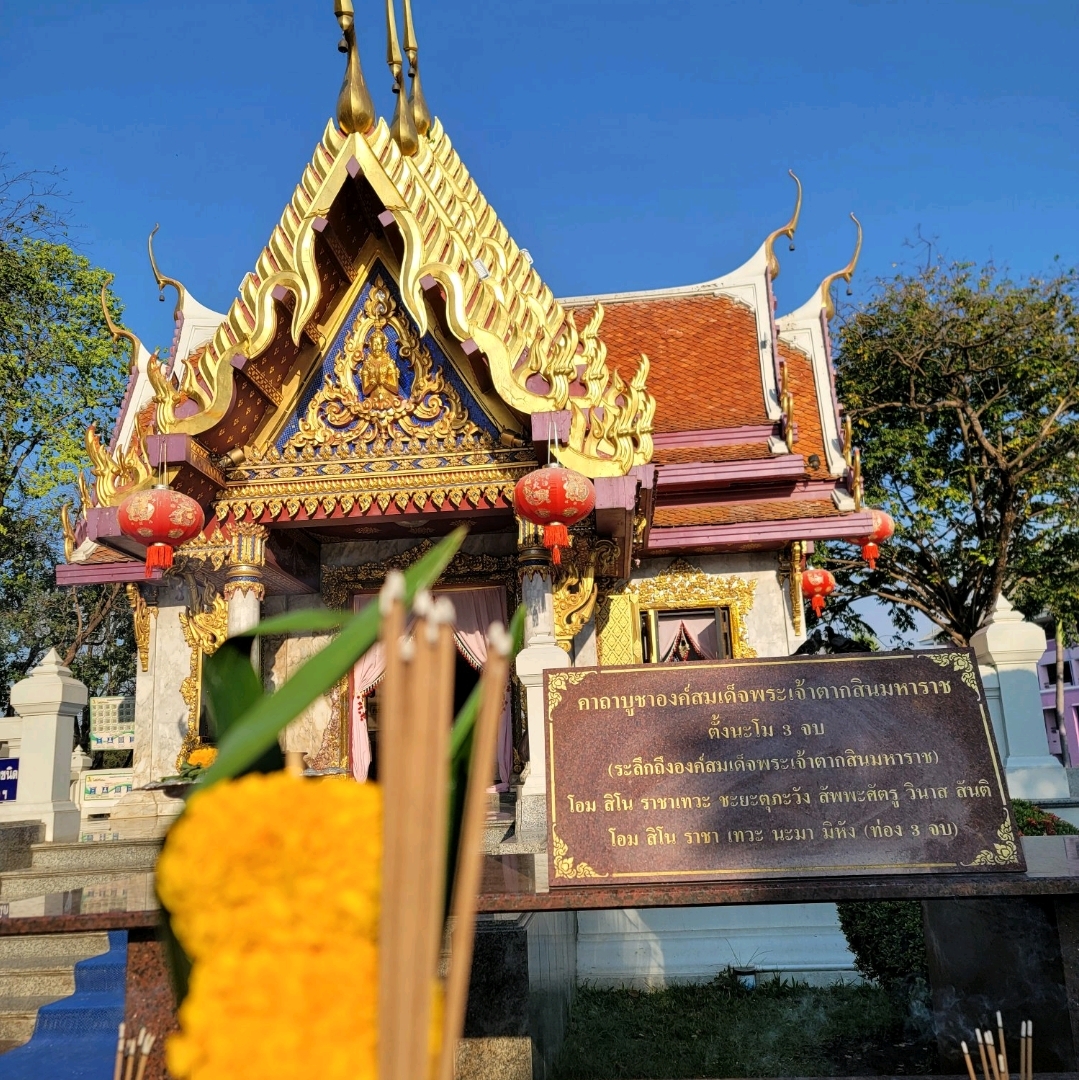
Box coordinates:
[653,499,840,528]
[777,338,829,481]
[569,294,771,434]
[653,443,770,465]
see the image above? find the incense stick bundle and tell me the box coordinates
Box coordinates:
[977,1028,992,1080]
[986,1030,1001,1080]
[134,1032,155,1080]
[437,623,512,1080]
[113,1022,125,1080]
[378,581,457,1080]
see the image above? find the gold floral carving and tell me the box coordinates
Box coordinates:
[83,422,153,509]
[214,441,533,525]
[146,117,654,479]
[546,670,595,714]
[594,591,641,666]
[551,824,604,879]
[631,560,757,660]
[321,540,518,609]
[964,815,1020,867]
[553,538,617,651]
[595,560,758,664]
[125,584,158,672]
[284,275,484,455]
[926,651,979,695]
[177,594,229,768]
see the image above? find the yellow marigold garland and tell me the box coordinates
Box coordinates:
[157,772,382,1080]
[185,746,217,768]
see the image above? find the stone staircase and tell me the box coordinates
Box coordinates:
[0,839,161,901]
[0,932,110,1052]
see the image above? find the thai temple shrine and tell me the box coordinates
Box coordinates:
[58,0,880,983]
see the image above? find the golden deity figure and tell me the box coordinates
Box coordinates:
[359,327,401,407]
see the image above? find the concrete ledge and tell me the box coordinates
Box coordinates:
[0,824,44,873]
[455,1037,532,1080]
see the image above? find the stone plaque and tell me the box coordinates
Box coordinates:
[545,649,1022,886]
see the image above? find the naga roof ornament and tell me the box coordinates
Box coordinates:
[820,213,863,319]
[763,170,803,280]
[402,0,431,136]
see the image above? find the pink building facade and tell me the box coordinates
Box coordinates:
[1038,639,1079,767]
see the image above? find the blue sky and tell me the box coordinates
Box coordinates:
[3,0,1076,346]
[3,0,1076,644]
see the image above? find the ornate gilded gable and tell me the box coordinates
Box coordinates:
[279,267,495,456]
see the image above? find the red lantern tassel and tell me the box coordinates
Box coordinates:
[811,595,826,617]
[543,523,570,566]
[861,541,880,570]
[144,542,174,579]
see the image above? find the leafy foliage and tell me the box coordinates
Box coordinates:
[821,257,1079,645]
[1011,797,1079,836]
[0,159,132,708]
[835,900,930,989]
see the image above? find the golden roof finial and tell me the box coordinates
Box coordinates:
[335,0,375,135]
[100,274,147,375]
[402,0,431,137]
[148,224,187,316]
[763,170,803,280]
[820,213,863,319]
[386,0,419,155]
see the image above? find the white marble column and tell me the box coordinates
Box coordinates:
[515,526,569,844]
[972,594,1069,798]
[0,649,86,841]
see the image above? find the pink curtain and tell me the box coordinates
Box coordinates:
[350,594,382,781]
[658,613,719,662]
[435,586,513,792]
[349,586,512,789]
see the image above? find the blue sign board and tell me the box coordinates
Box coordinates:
[0,759,18,801]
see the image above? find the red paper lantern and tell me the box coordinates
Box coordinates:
[118,485,205,578]
[513,464,596,566]
[857,509,895,570]
[801,567,836,618]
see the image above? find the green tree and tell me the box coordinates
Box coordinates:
[821,256,1079,647]
[0,157,133,709]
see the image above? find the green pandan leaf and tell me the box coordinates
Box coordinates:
[235,608,350,637]
[198,528,466,787]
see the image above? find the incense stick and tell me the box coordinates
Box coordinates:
[997,1012,1009,1080]
[986,1030,1002,1080]
[377,574,406,1080]
[976,1028,992,1080]
[437,623,512,1080]
[113,1022,125,1080]
[122,1038,137,1080]
[962,1041,979,1080]
[1026,1020,1033,1080]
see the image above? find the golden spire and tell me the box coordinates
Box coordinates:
[402,0,431,137]
[386,0,419,155]
[148,224,187,316]
[335,0,375,135]
[763,170,803,280]
[820,213,863,319]
[100,274,146,375]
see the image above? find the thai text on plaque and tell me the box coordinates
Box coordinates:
[545,649,1022,885]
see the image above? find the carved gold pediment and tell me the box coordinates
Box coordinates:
[284,275,486,456]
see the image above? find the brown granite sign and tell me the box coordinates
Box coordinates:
[545,649,1022,886]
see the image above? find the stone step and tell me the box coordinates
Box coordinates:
[28,837,161,872]
[0,865,155,901]
[483,812,515,849]
[0,931,110,961]
[0,956,83,998]
[0,995,58,1045]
